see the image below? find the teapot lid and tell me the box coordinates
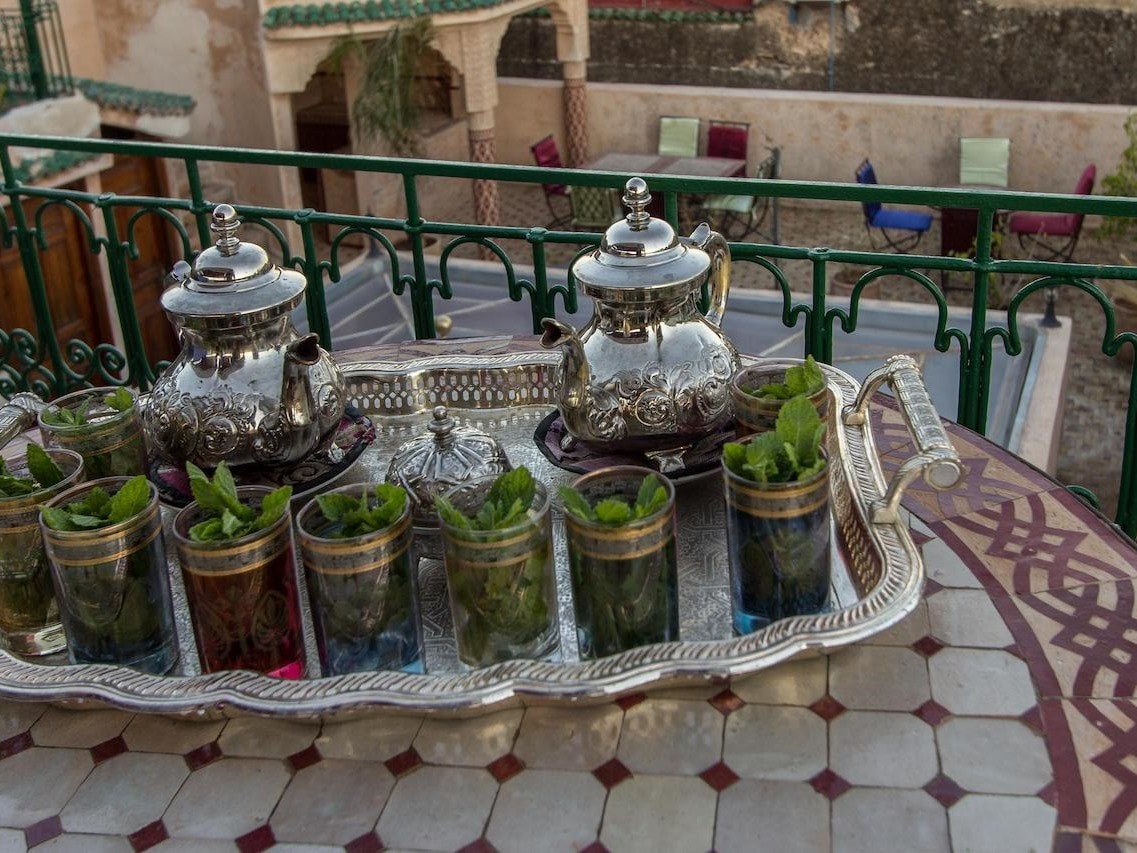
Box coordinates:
[384,405,513,528]
[572,178,711,301]
[161,204,307,329]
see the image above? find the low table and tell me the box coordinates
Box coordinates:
[0,341,1133,850]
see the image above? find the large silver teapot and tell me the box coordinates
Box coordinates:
[541,177,740,452]
[144,204,345,469]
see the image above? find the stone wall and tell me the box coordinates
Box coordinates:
[499,0,1137,105]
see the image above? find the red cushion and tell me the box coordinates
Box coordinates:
[707,124,748,160]
[1007,211,1078,237]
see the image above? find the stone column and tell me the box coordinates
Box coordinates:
[562,60,588,167]
[468,111,501,229]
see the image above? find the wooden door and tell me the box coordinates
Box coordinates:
[100,153,180,364]
[0,191,112,383]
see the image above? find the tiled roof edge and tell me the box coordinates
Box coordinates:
[75,78,196,117]
[263,1,750,27]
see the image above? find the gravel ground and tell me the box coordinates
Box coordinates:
[437,183,1136,522]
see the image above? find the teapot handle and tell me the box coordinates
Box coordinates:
[686,223,731,328]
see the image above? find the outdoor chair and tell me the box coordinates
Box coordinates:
[706,121,749,161]
[530,134,571,228]
[854,158,933,253]
[698,147,781,241]
[960,137,1011,187]
[1006,163,1096,262]
[569,184,620,231]
[658,116,700,158]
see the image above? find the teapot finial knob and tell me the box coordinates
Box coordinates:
[210,204,241,257]
[622,177,652,231]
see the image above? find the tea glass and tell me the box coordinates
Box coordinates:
[38,386,148,478]
[563,466,679,659]
[0,448,83,656]
[438,478,559,667]
[296,485,425,676]
[41,476,178,674]
[172,487,306,678]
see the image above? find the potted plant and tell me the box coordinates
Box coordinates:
[38,386,148,478]
[0,444,83,656]
[40,474,178,674]
[435,466,559,667]
[560,466,679,659]
[730,355,829,437]
[296,483,425,676]
[721,395,830,634]
[170,462,305,678]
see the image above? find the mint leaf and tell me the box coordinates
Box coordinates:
[0,475,36,496]
[741,432,786,484]
[186,462,253,521]
[485,467,535,521]
[40,505,81,531]
[253,486,292,530]
[25,444,64,488]
[220,509,247,538]
[750,381,795,400]
[593,498,633,526]
[103,387,134,412]
[633,474,668,519]
[315,492,358,522]
[188,517,224,542]
[435,494,472,529]
[107,475,151,524]
[559,486,596,523]
[722,442,748,476]
[784,355,826,397]
[776,395,823,470]
[70,487,110,519]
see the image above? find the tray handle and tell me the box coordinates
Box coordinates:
[0,392,44,453]
[843,354,964,524]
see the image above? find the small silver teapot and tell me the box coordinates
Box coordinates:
[144,204,346,470]
[541,177,740,452]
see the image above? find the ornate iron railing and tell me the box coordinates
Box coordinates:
[1,133,1136,532]
[0,1,71,102]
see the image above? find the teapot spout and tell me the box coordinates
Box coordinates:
[541,318,587,372]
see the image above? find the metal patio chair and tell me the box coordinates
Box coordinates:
[1007,163,1096,262]
[960,137,1011,187]
[530,134,572,228]
[854,158,933,253]
[698,146,781,241]
[569,184,620,231]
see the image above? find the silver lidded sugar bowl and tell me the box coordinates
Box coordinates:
[144,204,346,470]
[541,177,740,452]
[385,405,512,530]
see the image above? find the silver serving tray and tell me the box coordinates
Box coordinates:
[0,339,961,719]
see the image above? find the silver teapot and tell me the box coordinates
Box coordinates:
[144,204,346,470]
[541,177,740,452]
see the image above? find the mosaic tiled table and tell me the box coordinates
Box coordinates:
[0,395,1134,851]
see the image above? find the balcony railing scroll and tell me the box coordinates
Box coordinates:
[0,133,1136,534]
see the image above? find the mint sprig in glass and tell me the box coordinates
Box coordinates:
[560,468,679,659]
[297,483,425,676]
[435,466,559,667]
[37,386,148,479]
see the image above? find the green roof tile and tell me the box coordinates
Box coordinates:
[263,0,516,28]
[75,78,195,117]
[11,149,101,184]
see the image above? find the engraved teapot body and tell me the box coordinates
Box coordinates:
[144,205,345,470]
[541,178,740,451]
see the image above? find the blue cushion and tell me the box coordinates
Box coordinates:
[870,208,933,232]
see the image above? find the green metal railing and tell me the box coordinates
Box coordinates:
[1,133,1136,532]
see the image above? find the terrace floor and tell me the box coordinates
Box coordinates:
[428,182,1134,523]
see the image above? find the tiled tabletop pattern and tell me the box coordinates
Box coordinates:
[0,399,1133,850]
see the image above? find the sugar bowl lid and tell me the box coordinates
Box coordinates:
[571,177,711,301]
[161,204,307,329]
[385,406,513,527]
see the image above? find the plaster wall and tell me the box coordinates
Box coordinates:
[91,0,280,204]
[57,0,105,80]
[496,78,1133,195]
